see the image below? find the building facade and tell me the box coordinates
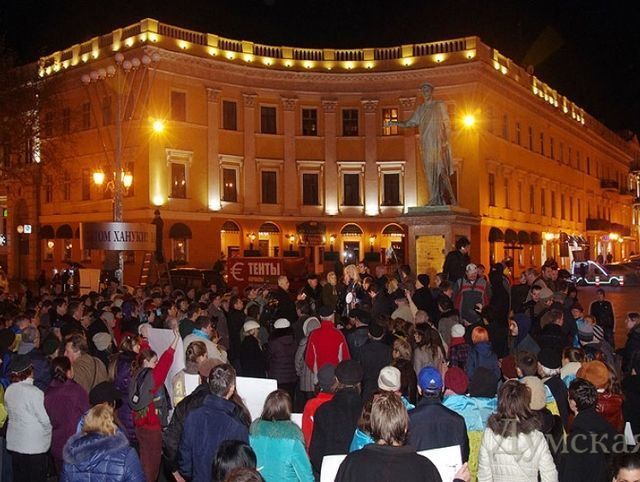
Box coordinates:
[2,18,639,286]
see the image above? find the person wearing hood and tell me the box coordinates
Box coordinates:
[465,326,500,381]
[268,318,298,401]
[61,403,144,481]
[508,313,540,355]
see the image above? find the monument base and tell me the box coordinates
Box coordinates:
[402,205,480,279]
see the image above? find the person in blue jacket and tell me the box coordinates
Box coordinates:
[61,403,144,482]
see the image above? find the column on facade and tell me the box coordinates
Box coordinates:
[206,88,221,210]
[322,99,338,215]
[281,97,298,214]
[362,99,379,216]
[400,97,417,210]
[242,93,258,210]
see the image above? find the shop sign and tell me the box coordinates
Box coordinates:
[81,222,156,251]
[227,257,283,287]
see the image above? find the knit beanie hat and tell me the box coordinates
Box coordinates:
[578,323,594,343]
[451,324,466,339]
[522,376,546,410]
[378,366,402,392]
[577,360,609,389]
[500,354,518,379]
[444,367,469,395]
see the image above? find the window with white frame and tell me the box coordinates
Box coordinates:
[297,160,324,207]
[257,159,283,205]
[338,162,364,207]
[377,161,405,207]
[260,106,277,134]
[219,155,243,204]
[166,149,192,199]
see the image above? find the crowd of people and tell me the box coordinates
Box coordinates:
[0,235,639,481]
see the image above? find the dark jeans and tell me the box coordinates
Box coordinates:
[10,452,48,482]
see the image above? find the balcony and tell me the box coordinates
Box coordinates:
[600,179,619,191]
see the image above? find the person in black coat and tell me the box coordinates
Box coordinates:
[226,296,246,363]
[407,366,470,462]
[622,313,640,374]
[622,356,640,437]
[487,264,511,358]
[301,274,323,314]
[358,323,392,403]
[412,274,437,322]
[345,309,370,361]
[310,360,364,474]
[442,237,471,285]
[370,284,394,321]
[560,378,619,482]
[272,276,298,323]
[238,321,267,378]
[267,319,298,399]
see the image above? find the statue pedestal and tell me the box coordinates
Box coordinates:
[402,205,480,279]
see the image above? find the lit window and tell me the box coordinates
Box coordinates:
[171,163,187,198]
[63,240,72,261]
[222,168,237,202]
[172,239,188,262]
[382,108,399,136]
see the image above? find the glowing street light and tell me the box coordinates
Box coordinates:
[462,114,476,128]
[152,118,165,134]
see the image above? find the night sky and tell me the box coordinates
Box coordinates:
[2,0,639,137]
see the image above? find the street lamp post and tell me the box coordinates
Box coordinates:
[81,51,160,285]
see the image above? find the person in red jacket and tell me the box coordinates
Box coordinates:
[302,364,336,449]
[305,306,350,377]
[132,329,179,482]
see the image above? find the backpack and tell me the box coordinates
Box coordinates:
[128,367,171,427]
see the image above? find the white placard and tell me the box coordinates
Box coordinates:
[320,454,346,482]
[291,413,303,429]
[146,327,185,403]
[235,376,278,421]
[418,445,462,482]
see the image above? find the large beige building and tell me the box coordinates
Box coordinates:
[2,18,639,286]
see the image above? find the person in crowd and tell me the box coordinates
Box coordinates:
[295,317,321,408]
[413,323,446,376]
[448,323,471,370]
[611,453,640,482]
[61,403,145,481]
[108,333,140,445]
[391,338,418,405]
[179,364,249,482]
[623,355,640,438]
[465,326,500,380]
[391,295,414,323]
[273,276,300,324]
[44,356,89,472]
[130,329,178,482]
[343,265,366,314]
[454,264,491,326]
[487,263,511,358]
[213,441,258,482]
[228,296,248,363]
[309,360,363,473]
[559,378,618,482]
[172,340,207,406]
[63,333,108,394]
[4,355,52,482]
[622,312,640,374]
[436,296,460,347]
[17,324,50,390]
[302,274,322,314]
[589,288,615,347]
[305,306,350,378]
[337,391,471,482]
[408,365,469,460]
[346,309,371,361]
[443,236,471,285]
[359,322,392,403]
[268,318,298,400]
[370,283,394,320]
[412,274,436,320]
[576,360,624,432]
[349,396,375,452]
[560,346,585,387]
[249,390,314,482]
[240,320,267,378]
[536,308,570,355]
[477,379,558,482]
[183,315,228,363]
[378,365,414,409]
[301,363,336,448]
[321,272,339,313]
[508,313,540,355]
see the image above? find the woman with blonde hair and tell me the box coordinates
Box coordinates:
[322,272,339,311]
[61,403,145,481]
[391,338,417,405]
[172,340,207,405]
[343,264,365,315]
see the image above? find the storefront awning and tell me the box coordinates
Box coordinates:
[221,221,240,233]
[518,231,531,245]
[55,224,73,239]
[258,222,280,233]
[169,222,192,239]
[341,223,363,235]
[382,224,405,236]
[489,227,504,243]
[505,229,518,245]
[39,225,55,239]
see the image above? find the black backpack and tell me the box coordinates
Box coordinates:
[128,367,171,427]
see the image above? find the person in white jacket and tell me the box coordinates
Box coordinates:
[477,379,558,482]
[4,354,52,482]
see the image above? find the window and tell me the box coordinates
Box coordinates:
[541,188,546,216]
[550,137,555,159]
[587,156,591,175]
[515,122,521,145]
[43,112,54,137]
[487,107,494,133]
[551,191,557,218]
[222,101,237,130]
[172,239,188,262]
[63,172,71,201]
[261,171,277,204]
[82,169,91,201]
[576,151,581,171]
[302,173,319,205]
[578,199,582,222]
[222,168,238,202]
[302,109,318,136]
[569,196,574,221]
[529,185,535,214]
[488,173,496,207]
[343,173,360,205]
[539,132,544,156]
[81,103,91,130]
[125,162,134,197]
[44,175,53,203]
[171,91,186,122]
[517,181,523,211]
[501,114,509,139]
[171,163,187,198]
[561,193,565,219]
[382,108,399,136]
[504,178,510,208]
[260,106,277,134]
[528,126,533,150]
[44,240,54,261]
[382,173,401,206]
[63,240,72,261]
[342,109,359,136]
[102,96,112,125]
[62,108,71,134]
